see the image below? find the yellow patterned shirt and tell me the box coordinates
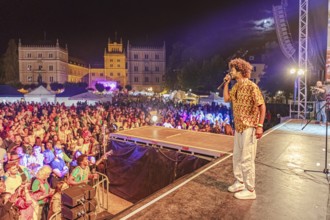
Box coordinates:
[229,79,264,133]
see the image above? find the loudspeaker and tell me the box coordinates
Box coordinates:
[62,184,96,207]
[62,199,97,219]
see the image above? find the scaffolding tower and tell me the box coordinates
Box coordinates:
[297,0,308,119]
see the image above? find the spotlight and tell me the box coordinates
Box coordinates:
[152,115,158,123]
[289,68,296,74]
[297,69,305,76]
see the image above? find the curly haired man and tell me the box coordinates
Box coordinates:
[223,58,266,200]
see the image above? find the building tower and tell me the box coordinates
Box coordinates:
[104,38,127,86]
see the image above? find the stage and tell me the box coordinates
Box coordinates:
[111,119,330,220]
[110,126,233,159]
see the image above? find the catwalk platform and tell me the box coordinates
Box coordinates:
[111,119,330,220]
[110,126,234,158]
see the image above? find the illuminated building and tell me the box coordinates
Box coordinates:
[127,41,166,92]
[104,38,127,86]
[18,38,166,92]
[18,39,68,85]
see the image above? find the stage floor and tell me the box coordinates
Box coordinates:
[113,119,330,220]
[110,126,233,158]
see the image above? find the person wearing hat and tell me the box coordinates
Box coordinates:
[6,153,31,182]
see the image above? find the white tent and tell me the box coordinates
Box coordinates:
[24,86,55,103]
[68,92,100,101]
[199,92,229,107]
[68,92,113,104]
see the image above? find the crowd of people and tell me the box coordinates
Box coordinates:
[0,94,234,219]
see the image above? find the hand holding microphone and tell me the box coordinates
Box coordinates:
[217,73,232,90]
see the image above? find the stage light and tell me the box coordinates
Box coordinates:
[289,68,296,74]
[297,69,305,76]
[152,115,158,123]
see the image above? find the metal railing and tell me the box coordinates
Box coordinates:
[93,171,110,211]
[289,100,315,119]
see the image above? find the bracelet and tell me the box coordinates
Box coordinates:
[257,123,263,128]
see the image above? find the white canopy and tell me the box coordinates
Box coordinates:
[69,92,112,103]
[24,86,55,103]
[68,92,100,101]
[199,92,229,106]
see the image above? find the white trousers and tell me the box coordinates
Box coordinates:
[233,127,257,191]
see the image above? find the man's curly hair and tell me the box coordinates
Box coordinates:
[229,58,253,78]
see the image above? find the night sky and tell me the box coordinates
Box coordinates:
[0,0,298,63]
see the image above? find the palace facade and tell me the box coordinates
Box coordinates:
[18,38,166,92]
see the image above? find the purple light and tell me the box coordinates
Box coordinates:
[97,80,117,90]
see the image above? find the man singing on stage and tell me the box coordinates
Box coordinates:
[223,58,266,200]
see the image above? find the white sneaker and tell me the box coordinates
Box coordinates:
[228,181,245,193]
[234,189,256,200]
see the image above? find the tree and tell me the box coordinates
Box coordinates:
[125,85,132,91]
[117,85,123,91]
[95,83,105,93]
[0,55,5,82]
[3,39,19,83]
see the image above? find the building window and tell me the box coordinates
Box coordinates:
[38,65,43,70]
[110,59,113,62]
[92,73,95,76]
[134,66,138,71]
[145,54,149,59]
[145,66,149,72]
[50,76,54,82]
[38,53,42,58]
[49,53,53,58]
[27,53,32,58]
[155,66,160,72]
[117,64,120,67]
[110,64,113,67]
[155,54,160,59]
[100,73,104,77]
[27,76,32,82]
[156,77,160,83]
[134,54,138,59]
[110,73,113,76]
[117,73,120,76]
[134,77,139,82]
[162,75,165,81]
[49,65,53,71]
[145,77,149,82]
[117,59,120,62]
[27,65,32,71]
[253,66,257,72]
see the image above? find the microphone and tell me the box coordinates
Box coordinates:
[217,73,232,90]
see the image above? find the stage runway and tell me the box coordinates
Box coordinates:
[113,119,330,220]
[110,126,234,158]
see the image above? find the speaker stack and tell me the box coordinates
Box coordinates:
[61,183,98,219]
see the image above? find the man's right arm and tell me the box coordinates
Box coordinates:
[223,83,231,102]
[223,74,232,102]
